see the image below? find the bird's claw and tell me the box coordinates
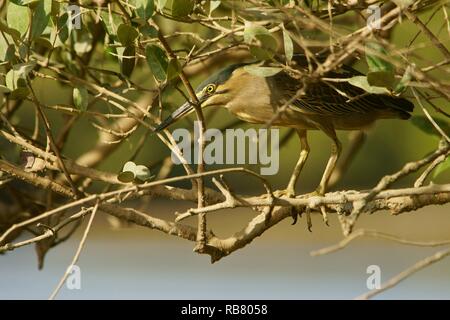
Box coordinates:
[320,206,329,226]
[274,188,329,229]
[306,209,312,232]
[290,207,298,225]
[302,189,330,227]
[274,188,300,225]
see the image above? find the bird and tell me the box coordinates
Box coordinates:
[155,55,414,205]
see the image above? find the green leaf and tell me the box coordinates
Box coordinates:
[121,46,136,78]
[243,65,282,77]
[139,24,158,38]
[0,20,21,41]
[118,161,137,182]
[30,0,51,39]
[134,165,152,182]
[365,42,394,73]
[34,36,53,49]
[123,161,136,172]
[134,0,154,21]
[6,44,17,62]
[8,87,30,99]
[156,0,168,10]
[6,70,24,91]
[100,10,122,35]
[117,24,138,46]
[7,2,30,37]
[118,171,135,183]
[50,13,69,47]
[394,65,413,94]
[17,60,36,74]
[210,0,221,14]
[5,61,34,99]
[166,58,181,81]
[0,32,10,62]
[411,115,450,137]
[59,51,81,76]
[145,44,168,81]
[50,0,60,20]
[73,86,89,111]
[118,161,152,183]
[5,61,36,91]
[165,0,194,17]
[367,71,395,89]
[282,26,293,62]
[58,13,70,40]
[18,44,28,59]
[248,46,272,60]
[365,42,396,89]
[433,157,450,179]
[244,23,277,60]
[347,76,390,94]
[243,23,272,44]
[10,0,39,5]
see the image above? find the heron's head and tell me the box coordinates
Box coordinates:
[154,63,250,131]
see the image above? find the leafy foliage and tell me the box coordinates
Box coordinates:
[145,44,168,81]
[73,86,89,111]
[0,0,448,292]
[118,161,153,183]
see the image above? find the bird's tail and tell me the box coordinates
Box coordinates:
[380,95,415,119]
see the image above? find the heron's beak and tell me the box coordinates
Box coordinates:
[154,100,196,132]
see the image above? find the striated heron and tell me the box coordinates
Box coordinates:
[155,56,414,201]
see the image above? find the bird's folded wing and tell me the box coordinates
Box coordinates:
[287,80,378,116]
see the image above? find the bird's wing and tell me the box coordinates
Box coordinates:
[273,70,412,117]
[290,79,376,116]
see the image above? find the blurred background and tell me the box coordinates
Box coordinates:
[1,204,450,299]
[1,1,449,299]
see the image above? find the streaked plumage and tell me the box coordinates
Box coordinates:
[155,55,414,209]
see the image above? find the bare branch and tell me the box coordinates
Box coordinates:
[49,201,99,300]
[356,247,450,300]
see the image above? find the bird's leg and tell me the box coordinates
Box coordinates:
[273,129,310,226]
[328,130,366,189]
[275,129,309,198]
[314,134,342,224]
[286,129,310,197]
[317,137,342,195]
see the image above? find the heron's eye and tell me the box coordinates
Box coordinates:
[205,84,216,94]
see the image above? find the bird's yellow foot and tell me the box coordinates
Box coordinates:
[302,189,329,226]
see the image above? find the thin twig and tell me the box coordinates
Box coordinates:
[311,229,450,256]
[48,201,99,300]
[27,80,81,198]
[356,247,450,300]
[154,22,209,251]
